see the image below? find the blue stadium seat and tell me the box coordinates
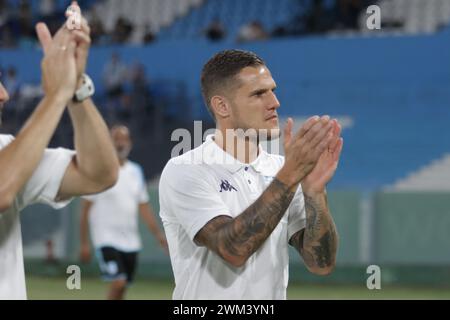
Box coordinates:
[160,0,320,40]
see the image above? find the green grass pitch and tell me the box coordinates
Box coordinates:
[26,275,450,300]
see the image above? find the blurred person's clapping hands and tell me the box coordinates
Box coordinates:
[35,1,92,103]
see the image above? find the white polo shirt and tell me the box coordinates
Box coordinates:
[83,161,149,252]
[159,135,306,300]
[0,134,75,300]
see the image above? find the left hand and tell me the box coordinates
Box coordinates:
[36,1,91,89]
[66,2,92,87]
[36,23,78,102]
[158,234,169,254]
[301,119,343,195]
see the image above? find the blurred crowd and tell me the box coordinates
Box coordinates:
[0,0,155,48]
[0,51,185,147]
[204,0,368,43]
[0,0,369,48]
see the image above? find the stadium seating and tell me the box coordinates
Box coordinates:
[2,1,450,191]
[5,0,98,17]
[389,154,450,191]
[159,0,304,40]
[376,0,450,34]
[91,0,204,43]
[159,0,450,39]
[2,29,449,190]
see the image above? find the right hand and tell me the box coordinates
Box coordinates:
[65,2,92,87]
[80,244,91,263]
[157,234,169,254]
[36,22,78,103]
[277,115,334,188]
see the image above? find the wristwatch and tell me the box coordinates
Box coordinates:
[73,74,95,103]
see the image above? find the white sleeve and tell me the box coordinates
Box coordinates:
[81,194,97,202]
[18,147,76,210]
[159,161,232,241]
[137,164,149,204]
[287,184,306,241]
[139,185,149,204]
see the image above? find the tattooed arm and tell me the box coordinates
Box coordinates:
[289,192,338,275]
[289,119,343,275]
[195,177,297,268]
[194,116,336,268]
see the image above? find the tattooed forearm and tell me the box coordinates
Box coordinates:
[305,194,322,239]
[195,178,296,267]
[291,193,338,274]
[311,230,336,267]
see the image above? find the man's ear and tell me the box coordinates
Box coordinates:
[210,95,231,119]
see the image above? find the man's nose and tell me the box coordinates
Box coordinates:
[268,91,280,110]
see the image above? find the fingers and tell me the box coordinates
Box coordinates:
[53,22,90,52]
[38,1,91,55]
[297,115,332,153]
[333,119,341,137]
[67,38,77,55]
[306,116,334,148]
[325,120,339,151]
[328,120,342,153]
[302,116,340,159]
[283,117,293,149]
[80,17,91,34]
[36,23,52,55]
[301,115,329,140]
[295,115,320,139]
[289,115,342,161]
[65,0,81,25]
[48,24,72,51]
[65,1,81,17]
[65,1,90,33]
[333,138,344,162]
[71,29,91,47]
[289,115,332,155]
[314,128,335,157]
[65,3,91,50]
[37,22,74,57]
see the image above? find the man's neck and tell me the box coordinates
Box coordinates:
[214,128,259,164]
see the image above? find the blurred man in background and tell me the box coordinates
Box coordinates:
[80,125,168,300]
[0,4,119,300]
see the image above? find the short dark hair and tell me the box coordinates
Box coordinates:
[201,49,265,120]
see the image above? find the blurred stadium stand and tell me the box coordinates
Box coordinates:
[376,0,450,35]
[2,0,450,46]
[2,28,449,190]
[1,0,450,289]
[390,154,450,191]
[92,0,204,43]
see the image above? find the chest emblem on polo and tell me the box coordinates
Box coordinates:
[219,180,237,192]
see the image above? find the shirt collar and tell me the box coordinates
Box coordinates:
[203,134,270,174]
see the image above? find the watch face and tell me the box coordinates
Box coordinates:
[74,75,95,102]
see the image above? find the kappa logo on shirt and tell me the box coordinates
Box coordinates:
[219,180,237,192]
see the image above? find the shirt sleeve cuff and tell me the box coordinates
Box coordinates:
[188,211,234,242]
[40,148,76,209]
